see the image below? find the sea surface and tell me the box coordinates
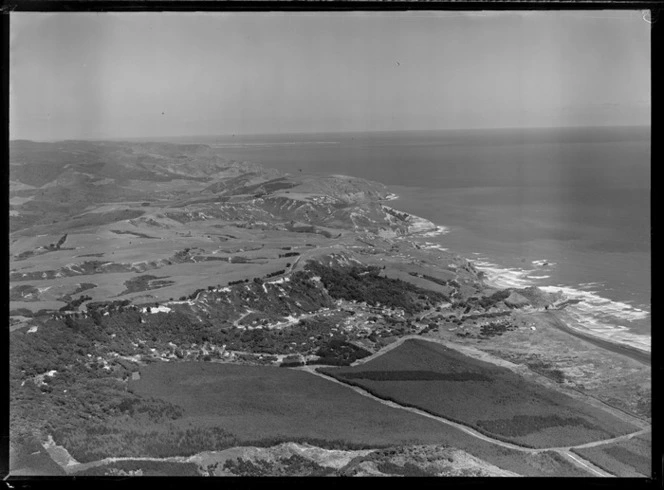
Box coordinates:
[170,126,651,352]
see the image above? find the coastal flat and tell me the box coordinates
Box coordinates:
[421,308,651,423]
[125,361,589,477]
[129,361,473,446]
[319,339,639,448]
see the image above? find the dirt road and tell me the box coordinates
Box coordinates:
[298,365,648,477]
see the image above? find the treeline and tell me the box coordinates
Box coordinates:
[86,299,131,312]
[306,262,447,314]
[476,415,600,439]
[59,294,92,312]
[451,289,512,313]
[9,284,40,302]
[336,370,490,382]
[54,424,239,463]
[121,275,174,295]
[223,454,335,477]
[477,289,511,308]
[58,282,97,302]
[409,272,460,290]
[265,269,286,279]
[228,315,356,358]
[45,234,68,251]
[310,338,371,366]
[179,287,208,301]
[228,279,250,286]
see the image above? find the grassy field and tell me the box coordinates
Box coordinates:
[130,362,466,445]
[126,361,587,476]
[9,234,304,312]
[9,220,326,313]
[427,310,651,421]
[572,433,651,477]
[379,268,451,295]
[9,437,66,477]
[319,339,638,448]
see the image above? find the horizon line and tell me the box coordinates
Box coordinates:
[10,123,651,144]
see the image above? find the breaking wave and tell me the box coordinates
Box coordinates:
[473,259,538,289]
[472,258,650,353]
[394,207,650,354]
[420,242,449,252]
[418,226,450,238]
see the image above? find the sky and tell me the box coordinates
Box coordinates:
[10,11,651,141]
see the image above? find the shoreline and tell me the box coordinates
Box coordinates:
[380,204,447,238]
[384,203,651,362]
[477,263,650,361]
[535,310,650,366]
[477,264,651,356]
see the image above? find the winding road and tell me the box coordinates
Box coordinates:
[51,334,649,478]
[297,364,648,477]
[44,291,650,478]
[299,334,652,477]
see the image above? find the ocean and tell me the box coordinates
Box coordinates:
[171,126,651,352]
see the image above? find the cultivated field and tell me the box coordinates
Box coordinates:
[319,339,638,448]
[10,225,319,312]
[572,432,651,477]
[425,310,652,421]
[127,361,588,476]
[129,361,482,446]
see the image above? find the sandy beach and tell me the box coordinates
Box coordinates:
[534,311,650,367]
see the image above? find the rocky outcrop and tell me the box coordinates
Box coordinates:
[513,286,563,308]
[503,292,530,308]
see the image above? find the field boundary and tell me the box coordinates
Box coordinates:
[352,335,650,430]
[296,365,648,477]
[556,450,613,477]
[302,366,647,453]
